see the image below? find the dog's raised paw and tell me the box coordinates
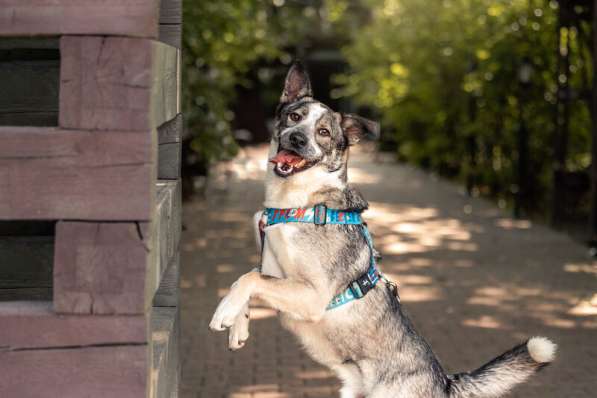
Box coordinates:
[209,293,248,332]
[228,302,250,350]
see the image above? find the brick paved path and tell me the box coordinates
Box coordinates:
[180,145,596,398]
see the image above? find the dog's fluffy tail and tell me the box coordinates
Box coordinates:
[448,337,556,398]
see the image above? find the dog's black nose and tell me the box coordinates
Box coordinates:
[289,132,307,148]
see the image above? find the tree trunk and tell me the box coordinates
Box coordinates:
[589,0,597,243]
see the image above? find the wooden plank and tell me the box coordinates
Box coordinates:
[158,113,182,145]
[159,0,182,24]
[158,114,182,179]
[53,222,151,315]
[0,301,146,349]
[150,306,179,398]
[59,36,178,131]
[159,24,181,48]
[153,253,180,307]
[0,0,159,38]
[0,237,53,301]
[0,345,147,398]
[0,59,59,126]
[151,44,179,126]
[148,180,182,305]
[0,221,55,235]
[0,237,53,288]
[158,143,181,179]
[0,288,51,301]
[0,38,59,50]
[0,127,154,220]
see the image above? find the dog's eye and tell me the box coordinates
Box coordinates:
[318,128,331,137]
[289,112,301,122]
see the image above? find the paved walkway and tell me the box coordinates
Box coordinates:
[180,145,596,398]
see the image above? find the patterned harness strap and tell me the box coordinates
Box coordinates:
[263,204,395,310]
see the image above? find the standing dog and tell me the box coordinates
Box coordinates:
[209,62,556,397]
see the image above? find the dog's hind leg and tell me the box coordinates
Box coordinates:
[334,364,365,398]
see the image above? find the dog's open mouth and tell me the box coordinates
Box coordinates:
[269,149,313,177]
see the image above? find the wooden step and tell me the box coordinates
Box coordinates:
[0,0,160,38]
[0,301,147,397]
[150,306,180,398]
[153,253,180,308]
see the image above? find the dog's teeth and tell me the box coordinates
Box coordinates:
[296,159,306,168]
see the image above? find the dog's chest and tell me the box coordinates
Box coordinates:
[261,224,306,278]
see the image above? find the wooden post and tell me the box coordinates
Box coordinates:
[0,1,183,396]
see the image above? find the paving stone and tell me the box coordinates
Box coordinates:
[181,145,597,398]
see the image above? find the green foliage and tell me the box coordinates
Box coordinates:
[183,0,281,163]
[337,0,592,213]
[182,0,356,167]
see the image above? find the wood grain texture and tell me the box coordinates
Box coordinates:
[0,127,154,220]
[150,306,179,398]
[0,0,159,37]
[159,0,181,24]
[0,60,59,126]
[158,114,182,179]
[0,237,53,301]
[159,23,181,48]
[59,36,178,131]
[0,301,146,349]
[158,113,182,145]
[0,345,147,398]
[147,180,182,305]
[53,222,150,315]
[151,43,179,126]
[158,142,182,179]
[0,237,53,288]
[0,287,51,301]
[153,253,180,307]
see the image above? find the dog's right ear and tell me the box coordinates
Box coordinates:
[280,61,313,104]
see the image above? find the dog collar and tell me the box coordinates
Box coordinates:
[264,204,362,226]
[262,204,387,310]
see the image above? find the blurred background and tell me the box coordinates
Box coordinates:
[182,0,597,247]
[179,2,597,397]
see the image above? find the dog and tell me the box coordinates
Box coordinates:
[209,61,556,397]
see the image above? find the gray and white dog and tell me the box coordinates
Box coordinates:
[209,62,556,398]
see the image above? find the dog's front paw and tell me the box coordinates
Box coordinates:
[209,278,253,331]
[228,301,250,350]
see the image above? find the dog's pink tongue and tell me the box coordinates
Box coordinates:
[269,150,303,166]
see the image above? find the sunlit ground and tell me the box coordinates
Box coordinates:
[180,144,597,398]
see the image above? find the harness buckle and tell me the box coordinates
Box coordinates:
[313,203,327,225]
[350,271,376,298]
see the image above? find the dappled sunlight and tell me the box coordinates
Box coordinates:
[232,384,287,396]
[564,262,597,275]
[495,218,532,230]
[181,136,597,398]
[385,272,443,302]
[295,369,335,379]
[250,306,278,320]
[462,315,507,330]
[347,167,382,184]
[216,264,236,273]
[366,201,479,256]
[568,294,597,317]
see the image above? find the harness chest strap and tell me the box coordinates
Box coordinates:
[262,204,396,310]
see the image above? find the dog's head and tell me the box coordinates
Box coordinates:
[268,62,379,181]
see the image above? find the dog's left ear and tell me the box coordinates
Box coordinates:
[341,114,380,145]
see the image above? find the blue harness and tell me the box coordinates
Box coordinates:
[264,204,392,310]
